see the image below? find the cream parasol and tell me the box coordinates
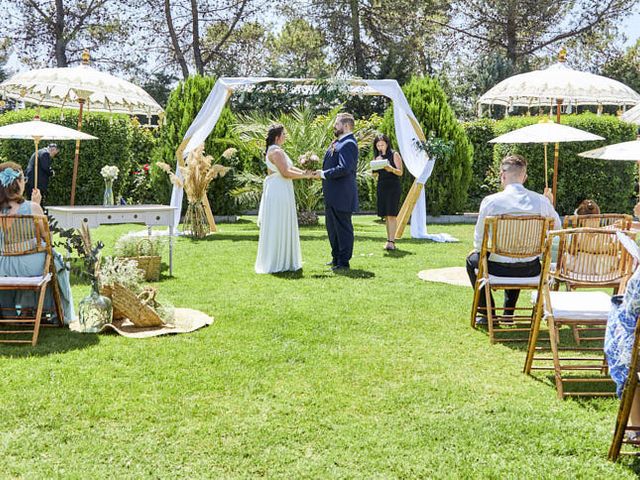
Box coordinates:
[621,104,640,125]
[579,139,640,200]
[0,117,97,189]
[490,120,604,189]
[0,50,163,205]
[479,49,640,204]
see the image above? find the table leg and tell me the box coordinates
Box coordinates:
[169,230,174,276]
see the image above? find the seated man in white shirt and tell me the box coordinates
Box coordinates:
[466,154,561,325]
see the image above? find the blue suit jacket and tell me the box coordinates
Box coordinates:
[322,133,359,213]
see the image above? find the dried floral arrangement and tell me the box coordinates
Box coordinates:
[157,144,232,238]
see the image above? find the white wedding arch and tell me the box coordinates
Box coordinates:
[171,77,437,238]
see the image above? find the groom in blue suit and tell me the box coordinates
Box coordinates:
[314,113,359,270]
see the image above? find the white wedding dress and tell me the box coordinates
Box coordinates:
[255,145,303,273]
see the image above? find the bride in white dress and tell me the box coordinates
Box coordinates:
[255,124,311,274]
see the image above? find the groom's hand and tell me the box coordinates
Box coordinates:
[312,170,322,180]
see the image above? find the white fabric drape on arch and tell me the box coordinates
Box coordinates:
[171,77,449,239]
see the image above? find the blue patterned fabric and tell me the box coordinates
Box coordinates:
[605,266,640,397]
[0,167,20,187]
[0,201,75,324]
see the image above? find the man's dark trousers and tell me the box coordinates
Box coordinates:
[326,206,354,267]
[466,252,541,316]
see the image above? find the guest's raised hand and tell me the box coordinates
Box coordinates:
[543,187,554,204]
[31,188,42,205]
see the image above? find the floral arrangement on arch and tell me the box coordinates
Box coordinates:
[157,144,233,238]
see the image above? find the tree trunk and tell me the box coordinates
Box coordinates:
[164,0,190,79]
[348,0,366,77]
[53,0,68,67]
[190,0,203,75]
[505,6,518,65]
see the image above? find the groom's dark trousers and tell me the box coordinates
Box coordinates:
[322,134,359,268]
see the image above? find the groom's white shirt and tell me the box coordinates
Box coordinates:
[320,132,352,180]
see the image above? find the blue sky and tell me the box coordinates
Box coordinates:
[622,10,640,45]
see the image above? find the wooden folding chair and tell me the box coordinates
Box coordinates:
[0,214,64,346]
[560,215,634,345]
[524,228,635,399]
[563,213,633,230]
[470,215,554,344]
[609,312,640,461]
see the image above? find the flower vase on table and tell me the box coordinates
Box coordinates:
[100,165,119,207]
[77,279,112,333]
[103,178,114,206]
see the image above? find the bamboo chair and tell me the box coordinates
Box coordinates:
[0,214,64,346]
[470,215,554,344]
[563,214,632,230]
[609,310,640,461]
[524,228,635,399]
[559,215,634,345]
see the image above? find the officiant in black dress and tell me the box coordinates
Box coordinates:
[373,134,403,250]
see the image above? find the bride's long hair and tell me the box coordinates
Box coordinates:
[265,124,285,154]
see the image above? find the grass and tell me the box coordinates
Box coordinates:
[1,216,639,478]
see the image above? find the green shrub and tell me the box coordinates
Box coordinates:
[0,108,153,206]
[462,118,496,211]
[150,75,242,216]
[489,114,637,215]
[380,77,473,215]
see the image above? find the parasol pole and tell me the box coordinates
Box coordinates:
[70,49,92,206]
[34,136,41,193]
[70,97,85,206]
[551,48,567,207]
[544,143,548,189]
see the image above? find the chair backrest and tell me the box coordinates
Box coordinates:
[551,228,635,286]
[0,214,50,256]
[563,214,632,230]
[481,215,554,259]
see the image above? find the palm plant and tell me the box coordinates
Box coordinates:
[233,106,378,224]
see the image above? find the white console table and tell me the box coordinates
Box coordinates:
[47,205,177,276]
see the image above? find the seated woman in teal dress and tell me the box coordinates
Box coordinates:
[0,161,75,324]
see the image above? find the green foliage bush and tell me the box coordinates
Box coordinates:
[0,108,154,206]
[150,75,242,216]
[380,76,473,215]
[462,118,497,211]
[487,114,637,215]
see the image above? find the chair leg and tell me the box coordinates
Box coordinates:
[470,283,481,329]
[609,378,638,461]
[524,310,543,374]
[548,316,564,399]
[31,283,48,346]
[571,325,582,346]
[50,267,65,327]
[485,284,495,344]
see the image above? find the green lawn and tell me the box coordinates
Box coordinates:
[1,216,638,478]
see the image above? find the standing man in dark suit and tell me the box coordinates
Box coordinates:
[313,113,359,271]
[26,143,59,202]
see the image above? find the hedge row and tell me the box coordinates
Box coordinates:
[0,108,156,206]
[463,114,638,215]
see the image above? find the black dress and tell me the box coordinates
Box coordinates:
[376,150,402,217]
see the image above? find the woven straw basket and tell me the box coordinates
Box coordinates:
[101,283,164,327]
[123,238,161,282]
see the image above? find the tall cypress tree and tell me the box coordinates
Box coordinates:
[150,75,241,215]
[382,77,473,215]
